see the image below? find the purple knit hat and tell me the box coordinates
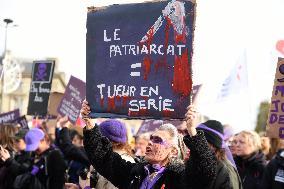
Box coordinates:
[99,119,127,143]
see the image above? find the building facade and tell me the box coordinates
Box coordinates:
[0,53,66,115]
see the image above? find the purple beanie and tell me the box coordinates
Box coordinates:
[99,119,127,143]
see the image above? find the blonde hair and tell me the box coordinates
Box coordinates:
[239,131,261,152]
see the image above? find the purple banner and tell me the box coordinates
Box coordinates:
[57,76,86,124]
[0,109,20,124]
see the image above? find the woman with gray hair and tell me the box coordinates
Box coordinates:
[234,131,266,189]
[81,101,217,189]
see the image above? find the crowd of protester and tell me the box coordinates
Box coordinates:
[0,101,284,189]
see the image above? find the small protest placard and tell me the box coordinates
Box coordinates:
[267,58,284,138]
[14,116,29,129]
[57,76,86,124]
[87,0,195,119]
[0,109,20,124]
[48,92,64,116]
[27,60,55,117]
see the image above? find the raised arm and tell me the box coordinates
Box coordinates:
[183,105,217,188]
[57,125,90,167]
[81,100,136,189]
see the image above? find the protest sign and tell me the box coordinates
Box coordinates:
[267,58,284,138]
[48,92,64,116]
[27,60,55,117]
[57,76,86,124]
[0,109,20,124]
[14,116,29,129]
[87,0,196,119]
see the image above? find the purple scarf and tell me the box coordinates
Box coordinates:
[139,164,166,189]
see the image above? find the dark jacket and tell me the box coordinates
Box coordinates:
[83,126,217,189]
[0,151,26,189]
[261,149,284,189]
[235,151,266,189]
[57,128,90,166]
[2,151,33,189]
[5,151,33,174]
[57,127,90,184]
[210,159,242,189]
[0,163,11,189]
[35,147,67,189]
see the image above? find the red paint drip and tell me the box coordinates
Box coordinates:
[143,56,151,80]
[107,97,116,111]
[128,110,139,117]
[172,49,192,96]
[141,27,155,81]
[146,26,154,48]
[139,108,148,116]
[128,109,148,117]
[163,110,173,117]
[100,98,104,108]
[122,96,131,108]
[174,30,186,44]
[115,96,121,102]
[164,16,172,51]
[155,57,168,74]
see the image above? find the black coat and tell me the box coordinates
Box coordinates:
[35,147,67,189]
[235,151,266,189]
[261,149,284,189]
[6,151,33,175]
[210,159,242,189]
[57,128,90,167]
[83,126,217,189]
[0,150,31,189]
[57,127,90,184]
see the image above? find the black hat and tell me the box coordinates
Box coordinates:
[197,120,224,149]
[14,128,29,140]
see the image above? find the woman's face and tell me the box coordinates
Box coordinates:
[228,135,238,156]
[235,134,256,157]
[144,130,175,165]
